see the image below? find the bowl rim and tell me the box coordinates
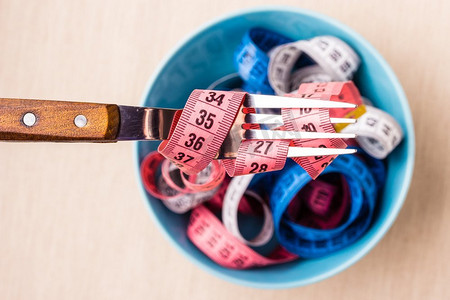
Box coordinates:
[133,5,416,289]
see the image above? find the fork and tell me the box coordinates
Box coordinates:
[0,93,357,159]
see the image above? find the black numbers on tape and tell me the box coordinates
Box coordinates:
[299,93,314,98]
[340,61,351,73]
[194,225,205,235]
[321,157,334,168]
[219,248,230,259]
[329,49,342,62]
[382,124,392,136]
[366,117,378,127]
[195,109,216,129]
[185,133,205,150]
[249,162,268,173]
[315,144,327,160]
[313,87,326,93]
[207,236,218,248]
[174,152,194,163]
[232,255,248,267]
[317,40,329,50]
[205,91,224,106]
[299,83,327,98]
[219,243,234,259]
[253,141,273,155]
[299,108,312,115]
[301,123,317,132]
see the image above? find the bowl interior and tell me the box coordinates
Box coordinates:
[135,7,415,288]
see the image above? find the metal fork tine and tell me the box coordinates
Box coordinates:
[330,117,357,124]
[245,114,357,124]
[245,94,357,109]
[245,130,356,140]
[287,147,357,157]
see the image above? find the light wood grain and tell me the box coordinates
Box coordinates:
[0,0,449,299]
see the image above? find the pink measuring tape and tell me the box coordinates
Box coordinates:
[296,81,363,118]
[159,82,361,179]
[158,90,246,175]
[140,151,225,213]
[281,81,363,179]
[222,140,289,176]
[187,205,297,269]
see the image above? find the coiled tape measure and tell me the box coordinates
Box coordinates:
[139,27,403,269]
[271,154,377,258]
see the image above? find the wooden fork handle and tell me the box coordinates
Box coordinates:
[0,98,120,142]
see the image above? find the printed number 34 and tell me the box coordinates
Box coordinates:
[205,92,224,106]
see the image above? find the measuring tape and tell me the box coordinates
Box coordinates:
[158,89,246,175]
[158,83,351,178]
[206,176,262,216]
[138,28,403,270]
[270,154,376,258]
[268,36,360,95]
[222,174,274,247]
[282,104,346,179]
[288,175,351,230]
[279,81,365,179]
[341,105,404,159]
[235,28,293,95]
[222,140,290,176]
[141,152,222,213]
[352,146,387,190]
[288,65,333,93]
[187,204,297,269]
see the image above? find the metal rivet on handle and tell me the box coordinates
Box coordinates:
[22,112,36,127]
[74,115,87,128]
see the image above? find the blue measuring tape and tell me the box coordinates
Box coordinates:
[353,147,386,190]
[234,28,293,95]
[228,29,386,259]
[270,155,378,258]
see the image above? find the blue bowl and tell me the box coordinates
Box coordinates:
[134,6,415,289]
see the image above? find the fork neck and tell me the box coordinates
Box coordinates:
[116,106,180,141]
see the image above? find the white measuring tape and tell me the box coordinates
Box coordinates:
[222,175,274,247]
[157,176,218,213]
[342,105,403,159]
[268,36,360,95]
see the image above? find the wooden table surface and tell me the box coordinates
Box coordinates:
[1,0,449,299]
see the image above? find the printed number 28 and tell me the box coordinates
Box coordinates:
[249,162,268,173]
